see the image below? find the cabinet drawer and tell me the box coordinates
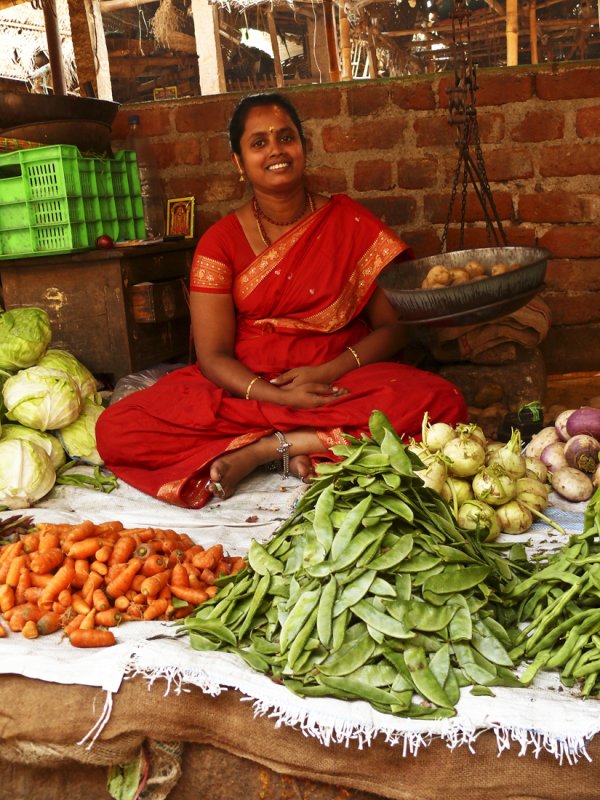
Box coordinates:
[131,278,188,324]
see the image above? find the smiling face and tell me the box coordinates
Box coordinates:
[237,104,306,195]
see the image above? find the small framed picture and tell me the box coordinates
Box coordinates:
[153,85,178,101]
[166,196,195,239]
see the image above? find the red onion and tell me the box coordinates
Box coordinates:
[540,441,568,472]
[551,466,594,503]
[566,407,600,439]
[564,434,600,474]
[554,409,576,442]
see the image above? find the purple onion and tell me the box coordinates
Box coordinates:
[555,409,576,442]
[541,440,568,472]
[566,407,600,439]
[564,434,600,474]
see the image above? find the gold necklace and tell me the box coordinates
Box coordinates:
[253,192,315,247]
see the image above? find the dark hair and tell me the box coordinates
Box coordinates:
[228,92,306,155]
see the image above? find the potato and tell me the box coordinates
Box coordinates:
[464,260,486,278]
[449,267,470,285]
[420,265,452,288]
[491,263,510,276]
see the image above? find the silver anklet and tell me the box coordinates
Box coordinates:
[274,431,290,479]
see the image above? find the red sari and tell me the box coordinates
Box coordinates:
[96,195,467,507]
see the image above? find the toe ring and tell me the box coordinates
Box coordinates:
[206,479,225,498]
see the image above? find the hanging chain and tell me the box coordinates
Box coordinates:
[442,0,507,252]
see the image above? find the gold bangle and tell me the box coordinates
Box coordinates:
[346,346,361,369]
[245,375,261,400]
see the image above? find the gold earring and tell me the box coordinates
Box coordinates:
[233,155,245,182]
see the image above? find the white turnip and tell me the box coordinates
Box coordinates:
[551,467,594,503]
[524,426,561,459]
[554,409,576,441]
[540,441,568,473]
[496,500,533,534]
[563,434,600,474]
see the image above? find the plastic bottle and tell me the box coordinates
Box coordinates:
[124,114,166,240]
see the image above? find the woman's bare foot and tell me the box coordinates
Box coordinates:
[207,429,325,500]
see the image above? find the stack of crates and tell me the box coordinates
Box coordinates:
[0,144,146,260]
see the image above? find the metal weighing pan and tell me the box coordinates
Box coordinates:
[378,246,549,327]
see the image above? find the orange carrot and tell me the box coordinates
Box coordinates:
[108,535,137,565]
[92,588,110,612]
[21,533,40,554]
[105,557,143,599]
[72,558,90,589]
[192,544,223,571]
[132,593,147,605]
[81,571,104,605]
[170,563,189,589]
[21,620,39,639]
[23,586,43,604]
[94,544,113,563]
[79,608,96,630]
[184,545,204,563]
[29,572,53,589]
[205,585,219,598]
[95,521,124,536]
[0,540,23,564]
[0,584,15,613]
[134,542,158,560]
[57,588,72,608]
[143,598,169,620]
[114,595,130,612]
[169,585,209,605]
[6,555,28,588]
[95,608,122,627]
[39,559,76,606]
[8,604,43,632]
[216,560,232,577]
[37,611,62,636]
[188,573,206,591]
[200,568,216,586]
[140,570,170,597]
[15,568,32,606]
[37,530,61,552]
[29,547,63,575]
[141,554,169,577]
[0,621,6,637]
[230,557,247,574]
[90,560,108,576]
[71,593,91,615]
[63,612,85,636]
[67,537,101,560]
[124,603,144,620]
[131,573,146,593]
[62,519,96,547]
[69,629,116,648]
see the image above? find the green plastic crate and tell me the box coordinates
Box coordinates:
[114,150,146,240]
[0,144,83,203]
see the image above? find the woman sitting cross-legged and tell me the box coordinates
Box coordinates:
[96,92,467,508]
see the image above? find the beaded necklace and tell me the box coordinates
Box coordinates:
[252,192,315,247]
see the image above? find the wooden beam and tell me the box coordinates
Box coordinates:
[323,0,341,82]
[266,8,284,87]
[67,0,113,99]
[506,0,519,65]
[339,0,352,81]
[42,0,67,95]
[99,0,155,11]
[529,0,539,63]
[190,0,226,95]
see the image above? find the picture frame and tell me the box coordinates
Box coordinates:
[153,85,178,101]
[166,196,195,239]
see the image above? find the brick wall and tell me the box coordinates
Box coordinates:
[112,61,600,375]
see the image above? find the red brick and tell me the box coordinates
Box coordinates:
[485,148,534,181]
[414,116,454,147]
[168,174,245,204]
[125,107,171,137]
[306,166,347,195]
[536,67,600,100]
[397,157,438,189]
[208,134,231,162]
[444,225,536,251]
[176,98,233,133]
[477,113,505,143]
[322,119,404,152]
[391,80,436,111]
[539,144,600,177]
[292,88,343,120]
[541,325,600,374]
[438,73,532,110]
[519,192,600,224]
[543,291,600,325]
[511,111,564,142]
[545,258,600,292]
[425,191,513,224]
[576,106,600,139]
[347,83,390,116]
[540,226,600,258]
[401,228,442,258]
[353,160,394,192]
[359,196,417,227]
[174,136,203,167]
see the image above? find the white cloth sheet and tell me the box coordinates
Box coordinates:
[0,472,598,762]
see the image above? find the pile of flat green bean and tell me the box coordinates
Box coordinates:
[179,412,533,718]
[509,487,600,696]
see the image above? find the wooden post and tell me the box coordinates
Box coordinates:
[339,0,352,81]
[529,0,539,64]
[190,0,226,95]
[506,0,519,66]
[42,0,67,95]
[68,0,113,99]
[323,0,341,82]
[266,8,284,88]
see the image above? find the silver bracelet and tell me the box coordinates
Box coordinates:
[274,431,290,479]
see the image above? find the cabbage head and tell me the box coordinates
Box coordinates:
[0,439,56,509]
[59,398,104,465]
[37,349,99,401]
[3,366,81,431]
[0,307,52,370]
[1,423,66,470]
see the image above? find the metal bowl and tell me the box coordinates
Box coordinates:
[378,246,549,327]
[1,120,113,155]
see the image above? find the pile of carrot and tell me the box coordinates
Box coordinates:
[0,519,245,647]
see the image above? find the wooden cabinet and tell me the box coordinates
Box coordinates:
[0,240,195,384]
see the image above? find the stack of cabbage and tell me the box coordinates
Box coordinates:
[0,306,104,509]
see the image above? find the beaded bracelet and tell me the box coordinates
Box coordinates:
[346,346,362,368]
[245,375,261,400]
[274,431,290,479]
